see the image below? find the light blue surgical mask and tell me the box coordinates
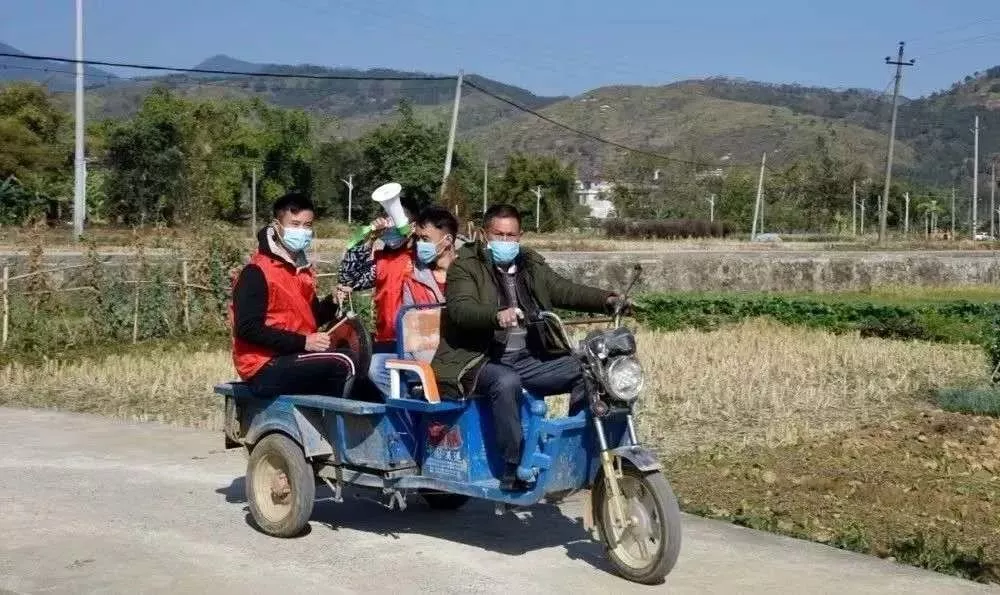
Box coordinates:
[281,226,313,253]
[415,240,438,265]
[415,236,451,266]
[488,240,520,265]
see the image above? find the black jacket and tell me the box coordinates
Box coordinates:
[232,226,337,354]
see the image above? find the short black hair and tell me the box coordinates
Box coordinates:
[483,203,521,229]
[272,192,315,219]
[414,205,459,238]
[401,189,423,217]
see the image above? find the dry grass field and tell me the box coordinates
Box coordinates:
[1,320,995,580]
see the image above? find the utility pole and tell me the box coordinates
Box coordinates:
[482,159,488,214]
[706,194,716,222]
[972,115,980,238]
[530,186,543,232]
[991,162,997,238]
[878,41,915,244]
[341,174,354,225]
[903,191,910,236]
[441,70,464,192]
[951,186,956,238]
[860,198,866,234]
[751,152,766,239]
[250,167,257,234]
[852,180,857,236]
[72,0,86,241]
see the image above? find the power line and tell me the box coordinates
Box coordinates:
[0,51,456,81]
[462,78,743,170]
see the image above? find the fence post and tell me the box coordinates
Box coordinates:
[181,259,191,333]
[131,263,140,345]
[1,265,8,350]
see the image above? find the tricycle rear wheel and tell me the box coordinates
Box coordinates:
[419,490,470,510]
[246,433,315,538]
[593,465,681,585]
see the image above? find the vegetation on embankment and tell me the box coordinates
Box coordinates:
[635,288,1000,344]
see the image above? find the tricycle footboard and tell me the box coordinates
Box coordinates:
[525,414,594,494]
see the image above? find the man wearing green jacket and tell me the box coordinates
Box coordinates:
[431,204,621,490]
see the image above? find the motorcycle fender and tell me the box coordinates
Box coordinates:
[608,445,661,472]
[582,489,594,533]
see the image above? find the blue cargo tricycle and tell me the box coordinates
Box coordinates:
[215,267,681,584]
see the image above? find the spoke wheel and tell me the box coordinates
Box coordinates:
[246,433,315,537]
[594,465,681,584]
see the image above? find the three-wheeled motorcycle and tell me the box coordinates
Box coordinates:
[216,266,681,584]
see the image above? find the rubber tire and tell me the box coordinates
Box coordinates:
[246,433,315,538]
[593,466,682,585]
[419,490,470,511]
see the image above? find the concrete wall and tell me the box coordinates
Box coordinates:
[3,249,1000,293]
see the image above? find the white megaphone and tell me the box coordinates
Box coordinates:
[372,182,409,229]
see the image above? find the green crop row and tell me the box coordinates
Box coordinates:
[633,293,1000,344]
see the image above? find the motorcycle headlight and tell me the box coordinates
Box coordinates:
[605,355,644,403]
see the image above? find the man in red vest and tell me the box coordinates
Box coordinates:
[231,193,356,397]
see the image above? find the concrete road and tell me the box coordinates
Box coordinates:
[0,407,995,595]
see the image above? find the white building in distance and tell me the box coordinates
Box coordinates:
[574,180,616,219]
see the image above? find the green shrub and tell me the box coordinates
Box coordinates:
[933,387,1000,417]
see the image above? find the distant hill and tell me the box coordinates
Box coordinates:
[0,42,118,91]
[2,42,999,186]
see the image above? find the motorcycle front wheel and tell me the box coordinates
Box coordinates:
[593,465,682,584]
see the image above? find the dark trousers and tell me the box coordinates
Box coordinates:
[249,351,356,398]
[474,350,586,466]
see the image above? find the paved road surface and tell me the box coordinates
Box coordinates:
[1,407,995,594]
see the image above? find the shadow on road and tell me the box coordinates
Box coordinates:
[216,476,615,575]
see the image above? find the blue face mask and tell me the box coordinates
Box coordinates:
[281,227,313,253]
[415,235,451,266]
[415,240,439,265]
[488,240,520,265]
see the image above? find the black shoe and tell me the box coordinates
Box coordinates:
[500,463,529,491]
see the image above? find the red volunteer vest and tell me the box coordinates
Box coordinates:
[231,252,317,380]
[373,249,441,343]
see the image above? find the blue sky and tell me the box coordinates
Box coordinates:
[1,0,998,97]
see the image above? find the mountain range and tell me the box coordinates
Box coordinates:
[2,43,999,185]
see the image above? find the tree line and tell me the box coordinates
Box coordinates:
[0,80,963,235]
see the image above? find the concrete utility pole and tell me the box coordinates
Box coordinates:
[72,0,86,241]
[530,186,543,232]
[342,174,354,225]
[852,180,857,236]
[878,41,915,244]
[951,186,956,237]
[441,70,464,192]
[972,115,980,238]
[250,167,257,233]
[706,194,716,222]
[991,161,997,238]
[482,159,488,214]
[751,152,766,239]
[860,198,866,234]
[903,191,910,236]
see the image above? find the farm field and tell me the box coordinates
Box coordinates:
[2,318,997,581]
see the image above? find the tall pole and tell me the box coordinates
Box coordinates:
[72,0,86,241]
[972,115,980,238]
[852,180,857,236]
[951,186,956,238]
[482,159,488,214]
[442,70,464,191]
[250,167,257,233]
[903,191,910,236]
[530,186,542,232]
[879,41,915,244]
[342,174,354,225]
[991,162,997,238]
[706,194,715,222]
[751,152,766,239]
[860,199,865,234]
